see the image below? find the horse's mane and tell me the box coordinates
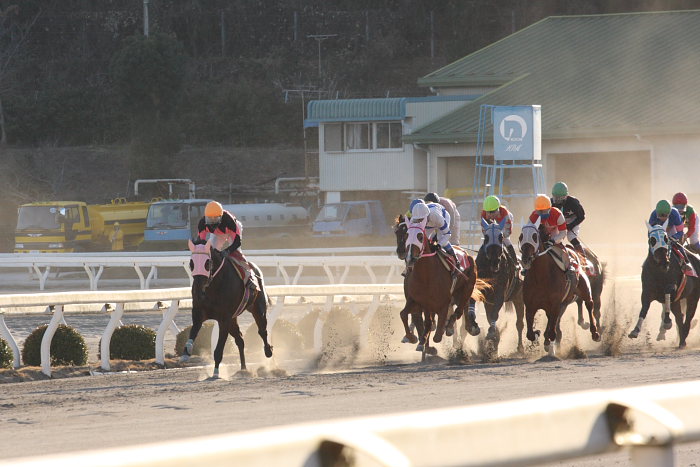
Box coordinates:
[395,214,405,224]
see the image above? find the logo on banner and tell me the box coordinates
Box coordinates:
[499,115,527,151]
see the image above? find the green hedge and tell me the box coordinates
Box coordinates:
[0,338,13,369]
[21,324,88,367]
[108,324,157,361]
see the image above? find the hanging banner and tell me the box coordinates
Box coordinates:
[493,105,541,160]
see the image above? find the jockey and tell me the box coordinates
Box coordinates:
[197,200,256,289]
[424,192,461,245]
[550,181,587,258]
[649,199,692,273]
[481,195,518,263]
[528,195,567,248]
[672,192,700,254]
[410,199,461,277]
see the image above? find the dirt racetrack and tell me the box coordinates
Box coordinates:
[3,271,700,466]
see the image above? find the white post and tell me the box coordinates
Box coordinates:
[101,303,124,371]
[0,312,21,368]
[155,300,179,365]
[40,305,64,377]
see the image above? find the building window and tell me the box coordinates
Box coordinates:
[376,122,402,149]
[345,123,371,150]
[324,123,343,151]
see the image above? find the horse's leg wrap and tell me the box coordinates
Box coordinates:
[180,338,194,362]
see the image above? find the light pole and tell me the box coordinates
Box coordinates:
[307,34,337,81]
[143,0,150,37]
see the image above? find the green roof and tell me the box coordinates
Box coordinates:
[407,10,700,143]
[305,98,407,126]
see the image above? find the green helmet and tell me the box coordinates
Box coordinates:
[552,181,568,198]
[483,195,500,212]
[656,199,671,216]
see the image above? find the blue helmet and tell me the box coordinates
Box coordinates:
[409,198,424,212]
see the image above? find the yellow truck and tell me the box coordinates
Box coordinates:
[14,198,151,253]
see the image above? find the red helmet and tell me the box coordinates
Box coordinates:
[672,192,688,206]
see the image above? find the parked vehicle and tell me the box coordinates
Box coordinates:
[140,201,311,250]
[14,199,150,253]
[312,200,390,239]
[140,199,211,250]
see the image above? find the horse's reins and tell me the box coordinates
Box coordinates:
[407,223,472,281]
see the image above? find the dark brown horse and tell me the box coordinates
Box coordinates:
[518,220,600,357]
[628,222,700,347]
[397,215,486,358]
[573,245,606,334]
[477,218,525,354]
[181,239,273,377]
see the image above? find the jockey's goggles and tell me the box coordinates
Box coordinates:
[673,204,686,213]
[537,209,550,217]
[553,196,566,204]
[205,215,222,225]
[657,213,669,220]
[486,209,498,214]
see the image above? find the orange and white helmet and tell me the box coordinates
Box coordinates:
[204,201,224,225]
[534,195,551,211]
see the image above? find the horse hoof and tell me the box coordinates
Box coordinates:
[445,326,454,337]
[416,344,424,352]
[433,334,443,343]
[487,326,499,341]
[592,332,601,342]
[628,328,639,339]
[403,334,418,344]
[467,325,480,337]
[664,320,673,330]
[426,346,438,356]
[656,332,666,342]
[179,354,190,363]
[578,319,590,330]
[265,346,273,358]
[517,344,525,354]
[679,342,687,349]
[526,331,537,342]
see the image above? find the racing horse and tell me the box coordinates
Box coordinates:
[477,218,525,353]
[628,221,700,348]
[398,215,486,357]
[181,239,273,377]
[573,244,606,334]
[519,218,600,356]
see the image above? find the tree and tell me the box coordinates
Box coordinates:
[110,33,185,178]
[0,3,41,145]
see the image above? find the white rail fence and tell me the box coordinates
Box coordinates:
[3,379,700,467]
[0,284,403,376]
[0,249,401,290]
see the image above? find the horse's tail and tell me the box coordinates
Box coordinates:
[471,278,491,302]
[251,262,272,306]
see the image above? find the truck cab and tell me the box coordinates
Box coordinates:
[141,199,211,250]
[312,200,389,238]
[15,202,90,253]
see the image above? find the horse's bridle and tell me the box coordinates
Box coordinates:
[648,224,670,262]
[191,247,226,288]
[483,223,505,269]
[519,223,542,269]
[394,220,408,260]
[405,220,434,265]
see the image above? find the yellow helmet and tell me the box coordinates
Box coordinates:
[534,195,551,211]
[204,201,224,217]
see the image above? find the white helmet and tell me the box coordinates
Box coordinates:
[411,202,430,222]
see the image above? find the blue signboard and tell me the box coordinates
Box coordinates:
[493,105,541,160]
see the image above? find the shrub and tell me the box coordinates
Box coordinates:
[108,324,157,361]
[0,337,13,369]
[174,322,234,357]
[22,324,88,367]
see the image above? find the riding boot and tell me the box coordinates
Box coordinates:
[450,251,461,279]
